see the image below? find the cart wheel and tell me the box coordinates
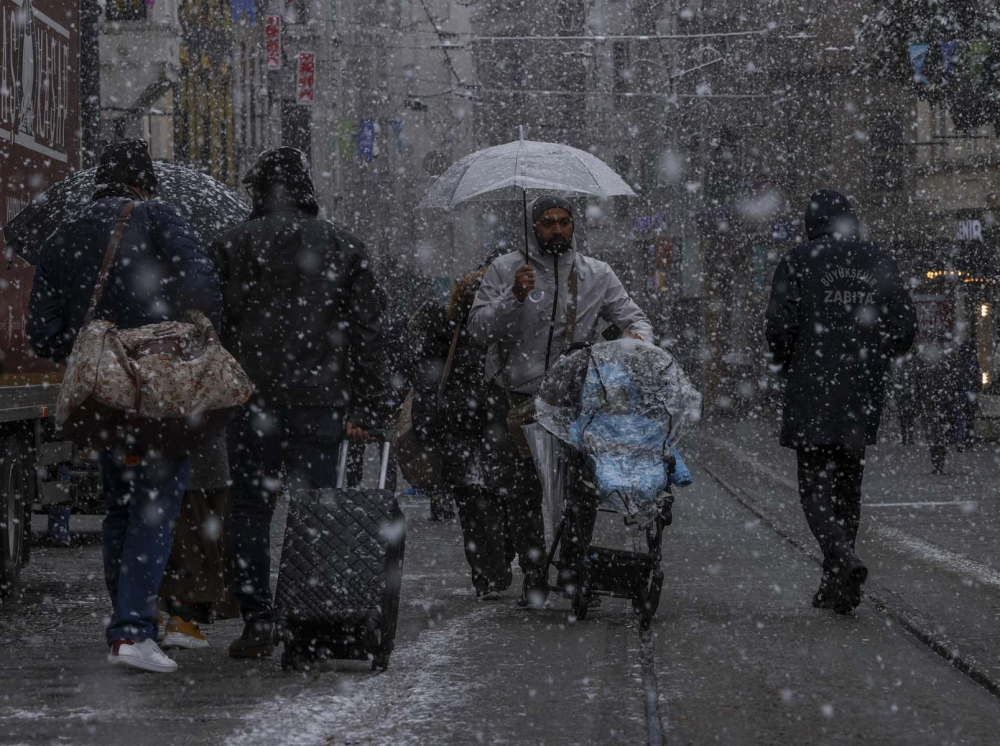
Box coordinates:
[640,608,653,630]
[647,569,664,617]
[571,588,590,621]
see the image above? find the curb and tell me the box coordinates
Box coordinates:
[698,458,1000,702]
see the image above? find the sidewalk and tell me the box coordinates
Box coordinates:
[687,417,1000,696]
[0,495,652,746]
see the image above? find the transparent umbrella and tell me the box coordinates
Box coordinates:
[416,128,637,259]
[416,132,637,208]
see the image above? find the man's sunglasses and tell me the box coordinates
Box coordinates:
[535,217,574,229]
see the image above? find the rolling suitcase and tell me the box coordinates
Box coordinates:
[274,431,405,671]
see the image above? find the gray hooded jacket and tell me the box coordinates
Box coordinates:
[467,198,654,394]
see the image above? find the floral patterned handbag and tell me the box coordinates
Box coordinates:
[55,201,253,454]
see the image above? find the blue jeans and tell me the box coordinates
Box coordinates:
[228,405,344,626]
[101,452,189,645]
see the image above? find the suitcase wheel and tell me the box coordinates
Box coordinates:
[371,652,390,672]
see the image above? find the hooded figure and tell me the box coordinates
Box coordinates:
[468,196,653,395]
[765,189,916,615]
[211,146,386,659]
[466,196,653,606]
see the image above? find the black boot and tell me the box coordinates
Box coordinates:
[930,445,946,475]
[228,619,275,659]
[833,555,868,614]
[517,568,549,608]
[812,567,840,610]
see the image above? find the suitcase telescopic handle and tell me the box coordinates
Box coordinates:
[336,430,394,491]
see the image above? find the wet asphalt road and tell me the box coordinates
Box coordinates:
[2,430,999,745]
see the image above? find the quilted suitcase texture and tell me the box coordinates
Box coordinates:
[275,438,405,671]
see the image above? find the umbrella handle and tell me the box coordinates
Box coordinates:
[522,188,530,264]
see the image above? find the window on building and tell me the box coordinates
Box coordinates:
[105,0,147,22]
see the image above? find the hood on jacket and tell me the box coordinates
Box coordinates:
[243,146,320,220]
[95,139,158,196]
[525,195,578,259]
[805,189,859,241]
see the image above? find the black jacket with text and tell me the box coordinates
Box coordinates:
[765,190,916,448]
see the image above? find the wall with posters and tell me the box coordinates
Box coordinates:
[0,0,79,381]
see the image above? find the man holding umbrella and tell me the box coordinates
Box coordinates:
[467,196,653,606]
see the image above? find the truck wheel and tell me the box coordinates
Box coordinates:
[0,437,27,598]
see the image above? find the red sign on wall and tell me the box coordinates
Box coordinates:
[265,16,281,70]
[297,52,315,105]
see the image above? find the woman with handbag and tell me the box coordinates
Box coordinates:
[404,250,514,599]
[27,140,226,673]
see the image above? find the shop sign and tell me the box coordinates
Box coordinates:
[632,213,667,234]
[297,52,315,105]
[956,219,983,242]
[265,16,281,70]
[770,221,794,242]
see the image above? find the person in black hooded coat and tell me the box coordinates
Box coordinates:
[211,147,387,659]
[765,189,916,613]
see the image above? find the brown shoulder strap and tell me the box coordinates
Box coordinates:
[565,259,579,344]
[437,320,463,400]
[84,201,135,327]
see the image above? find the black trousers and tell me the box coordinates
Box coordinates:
[228,406,343,624]
[796,445,865,570]
[454,485,515,592]
[487,393,546,572]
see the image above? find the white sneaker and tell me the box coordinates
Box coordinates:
[108,638,178,673]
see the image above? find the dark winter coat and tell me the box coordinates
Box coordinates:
[211,205,386,422]
[765,191,916,448]
[409,267,492,482]
[27,195,221,362]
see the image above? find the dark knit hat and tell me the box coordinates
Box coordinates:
[242,146,315,192]
[95,139,158,193]
[242,146,318,218]
[531,195,573,223]
[805,189,858,240]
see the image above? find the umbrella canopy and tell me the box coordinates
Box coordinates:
[3,161,250,265]
[416,138,637,210]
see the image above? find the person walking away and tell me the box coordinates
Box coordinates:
[157,433,240,649]
[956,339,981,450]
[765,189,916,614]
[915,343,962,474]
[212,147,386,659]
[27,139,222,673]
[410,250,513,598]
[889,355,918,445]
[467,196,654,607]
